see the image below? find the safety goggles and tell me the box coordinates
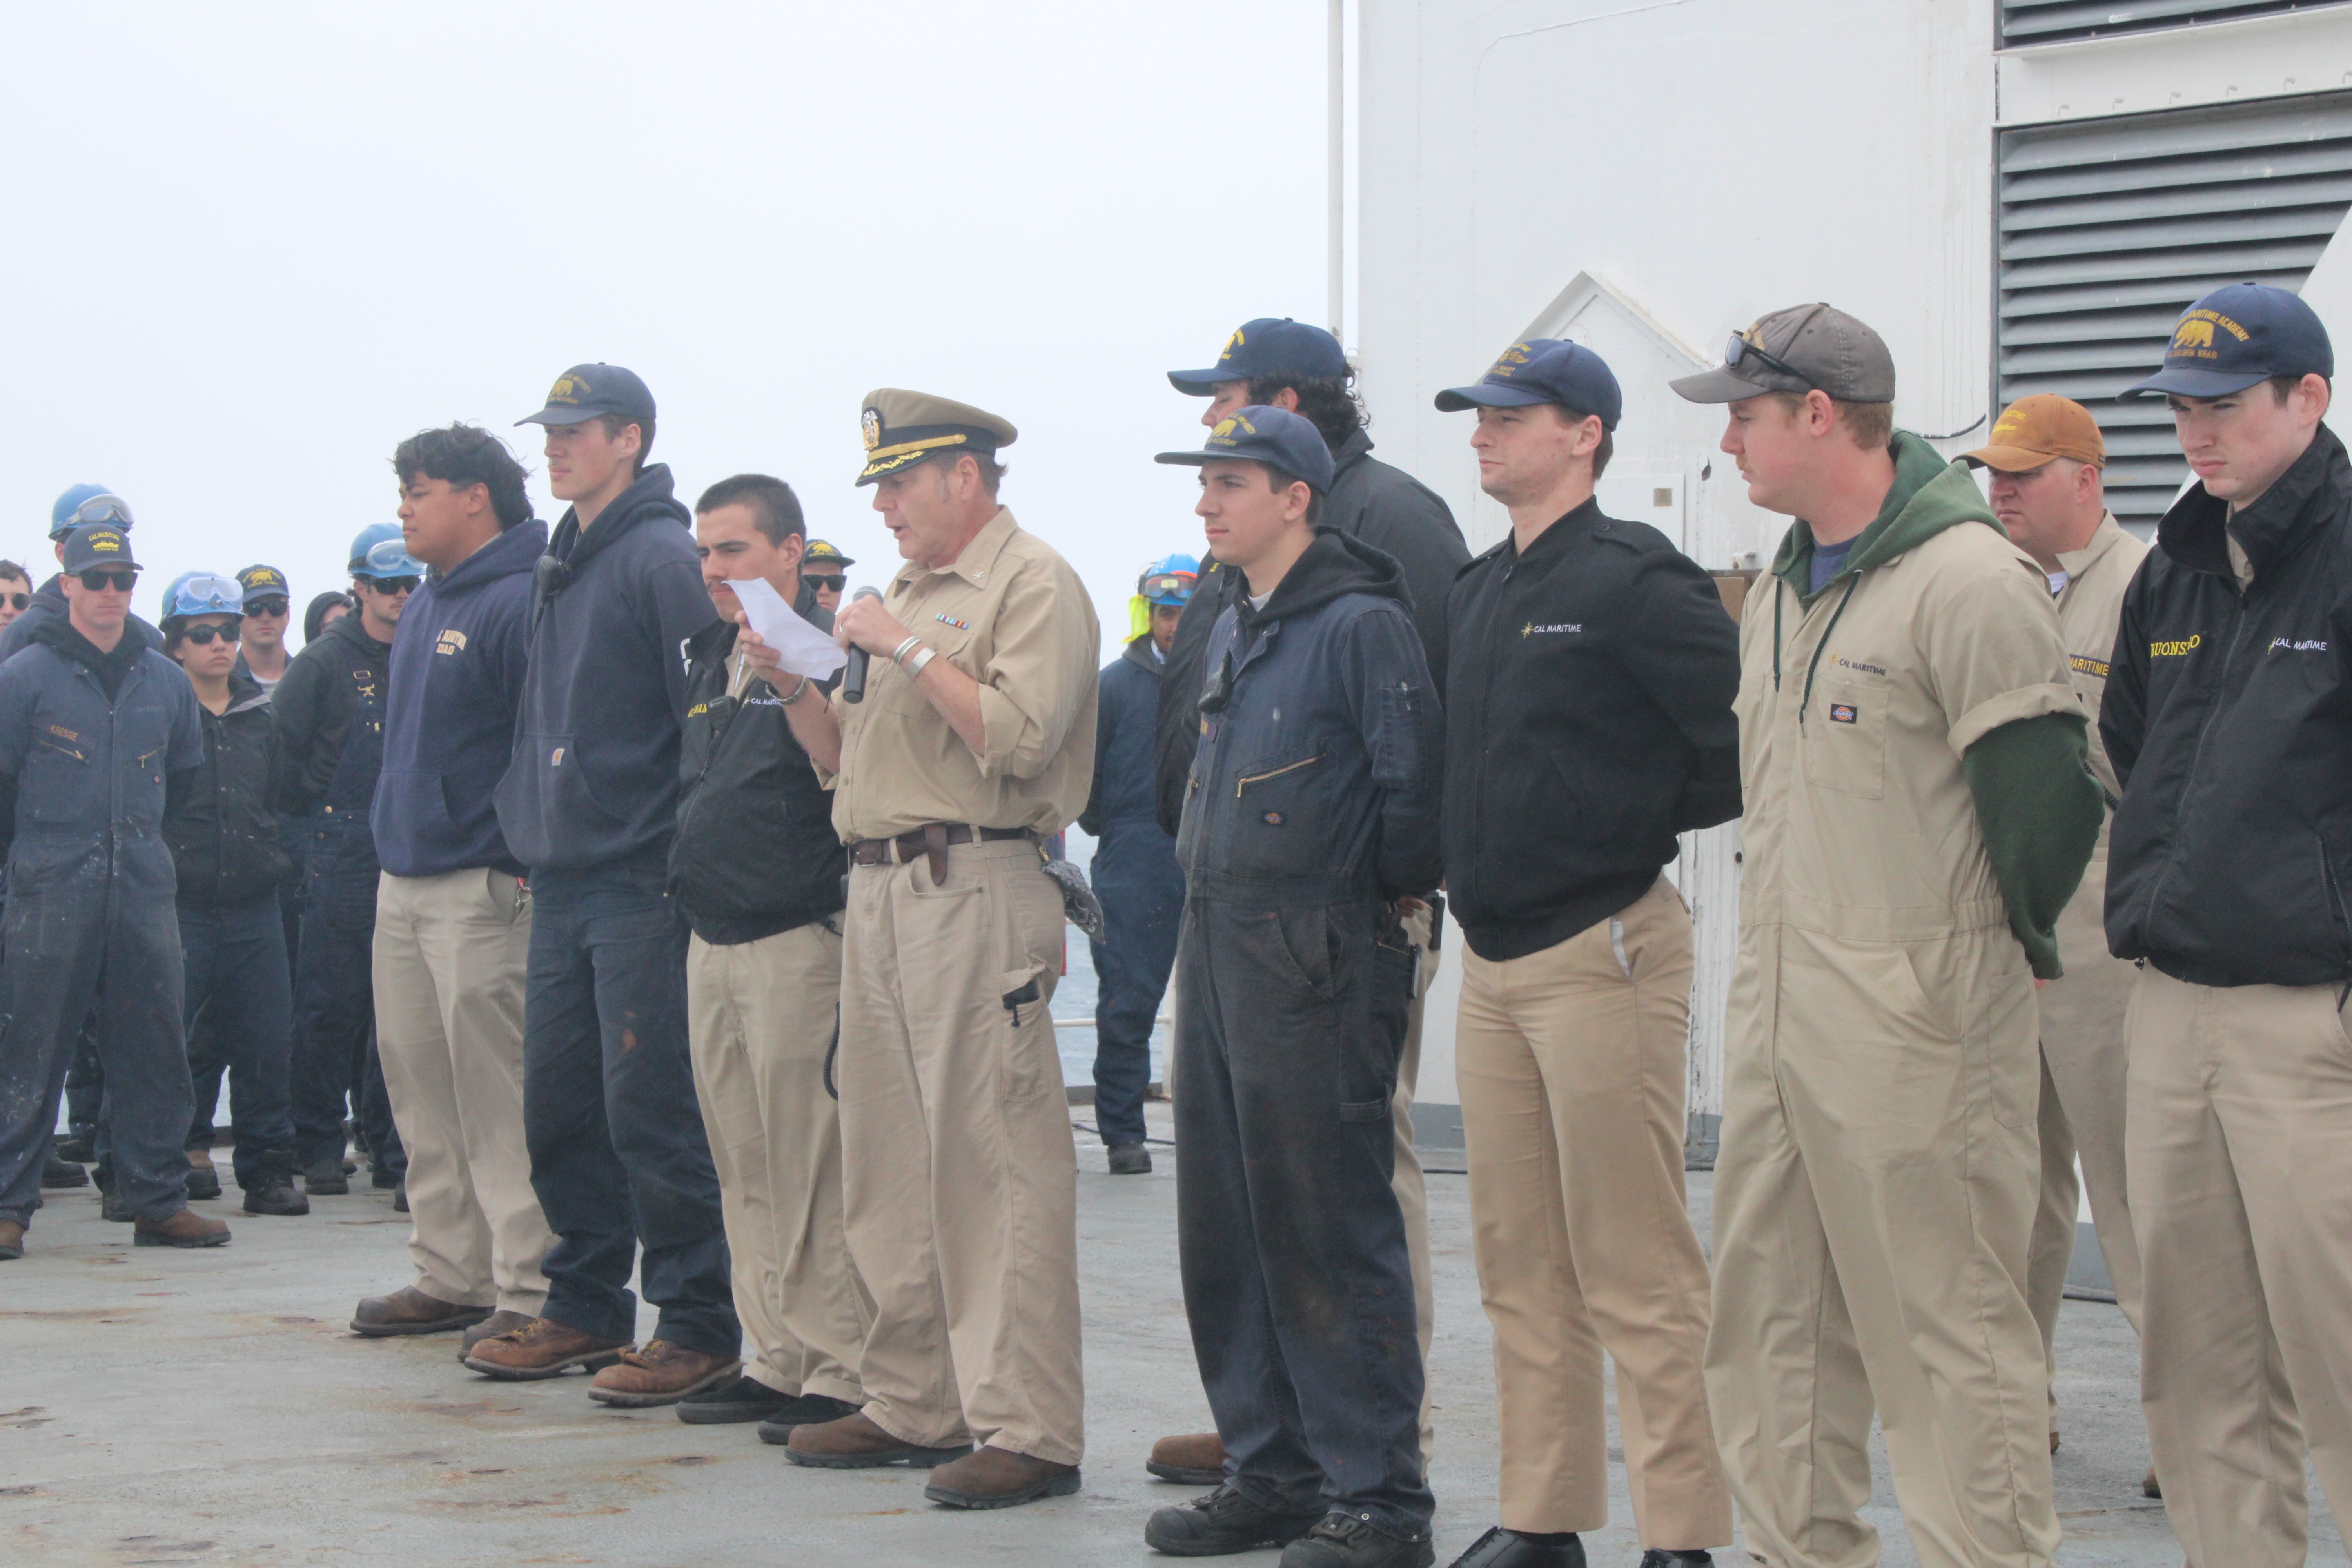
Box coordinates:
[1139,571,1196,602]
[172,575,245,617]
[1723,332,1812,388]
[358,537,425,577]
[361,575,422,597]
[180,623,241,646]
[79,569,138,592]
[804,574,846,593]
[61,494,136,531]
[245,596,290,617]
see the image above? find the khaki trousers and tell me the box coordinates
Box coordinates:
[686,922,870,1404]
[2025,864,2144,1439]
[1707,920,2057,1568]
[1393,903,1435,1463]
[372,868,552,1314]
[2128,965,2352,1567]
[837,838,1083,1465]
[1458,877,1731,1548]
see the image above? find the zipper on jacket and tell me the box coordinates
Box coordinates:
[1234,753,1326,798]
[2322,833,2352,978]
[2140,587,2251,936]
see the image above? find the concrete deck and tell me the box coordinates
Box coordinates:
[1,1105,2333,1566]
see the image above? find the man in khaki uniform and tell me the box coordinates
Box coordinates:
[1959,396,2150,1462]
[1674,305,2101,1568]
[753,390,1098,1511]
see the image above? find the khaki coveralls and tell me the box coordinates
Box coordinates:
[817,506,1099,1466]
[1706,464,2078,1568]
[2024,515,2149,1434]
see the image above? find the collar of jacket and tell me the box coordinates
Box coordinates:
[317,607,390,663]
[2056,512,2132,582]
[1330,426,1376,485]
[2154,421,2349,583]
[1240,525,1408,633]
[32,612,145,679]
[1504,497,1604,572]
[548,463,689,573]
[1121,631,1165,677]
[1771,430,1997,605]
[904,505,1019,592]
[224,668,270,715]
[433,517,550,596]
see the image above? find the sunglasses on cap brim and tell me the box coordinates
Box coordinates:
[1723,332,1813,389]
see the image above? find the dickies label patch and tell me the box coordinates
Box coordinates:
[1829,703,1858,724]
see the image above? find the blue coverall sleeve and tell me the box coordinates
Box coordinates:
[1339,602,1445,898]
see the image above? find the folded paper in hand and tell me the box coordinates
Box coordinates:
[729,578,848,680]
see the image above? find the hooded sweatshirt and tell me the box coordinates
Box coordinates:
[1175,527,1444,904]
[374,519,546,879]
[1744,431,2101,977]
[495,465,721,874]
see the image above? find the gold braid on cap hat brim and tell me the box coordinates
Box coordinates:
[857,433,974,483]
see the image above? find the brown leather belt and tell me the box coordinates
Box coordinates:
[849,823,1033,883]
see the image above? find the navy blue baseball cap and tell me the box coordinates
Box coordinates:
[1436,339,1624,429]
[2122,283,2334,400]
[1155,405,1337,493]
[1169,318,1349,394]
[60,523,139,574]
[517,363,657,427]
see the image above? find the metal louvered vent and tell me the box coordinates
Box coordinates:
[2002,1,2350,47]
[1996,92,2352,534]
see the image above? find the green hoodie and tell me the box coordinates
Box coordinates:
[1771,432,2100,978]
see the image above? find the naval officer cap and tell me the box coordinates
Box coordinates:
[857,390,1019,486]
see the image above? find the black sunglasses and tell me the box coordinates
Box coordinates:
[804,574,846,592]
[2,593,27,612]
[1724,332,1813,388]
[365,576,422,596]
[78,569,138,592]
[180,623,241,646]
[245,597,289,617]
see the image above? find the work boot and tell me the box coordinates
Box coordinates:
[1108,1142,1153,1175]
[1282,1512,1435,1568]
[41,1152,89,1189]
[351,1285,491,1338]
[785,1411,972,1470]
[924,1445,1080,1509]
[184,1148,222,1202]
[100,1176,133,1223]
[134,1210,232,1248]
[392,1183,408,1214]
[2144,1466,2162,1499]
[459,1310,536,1360]
[753,1392,863,1444]
[463,1317,630,1380]
[1636,1552,1707,1568]
[677,1374,795,1426]
[587,1340,741,1408]
[1148,1432,1229,1485]
[372,1163,400,1191]
[53,1132,94,1163]
[1445,1528,1586,1568]
[0,1219,23,1260]
[303,1158,348,1196]
[1146,1482,1325,1555]
[243,1151,309,1216]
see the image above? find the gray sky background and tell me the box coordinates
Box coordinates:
[0,4,1327,655]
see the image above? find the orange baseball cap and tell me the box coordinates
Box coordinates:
[1962,394,2106,472]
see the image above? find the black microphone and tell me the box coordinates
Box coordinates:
[840,584,883,703]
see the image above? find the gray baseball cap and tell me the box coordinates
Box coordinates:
[1671,303,1897,405]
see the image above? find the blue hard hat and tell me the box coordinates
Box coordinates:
[347,522,424,580]
[160,571,245,622]
[1138,553,1199,606]
[51,483,134,540]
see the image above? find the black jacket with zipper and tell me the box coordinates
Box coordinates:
[668,594,846,946]
[2103,423,2352,989]
[269,610,391,816]
[1442,498,1741,962]
[165,668,291,909]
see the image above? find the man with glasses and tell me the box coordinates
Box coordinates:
[273,523,420,1199]
[801,539,853,616]
[1,486,162,661]
[0,562,32,632]
[0,524,222,1259]
[234,566,294,692]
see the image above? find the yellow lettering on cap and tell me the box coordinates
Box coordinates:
[1217,327,1245,363]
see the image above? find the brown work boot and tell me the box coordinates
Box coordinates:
[0,1219,22,1260]
[785,1410,973,1470]
[350,1285,492,1338]
[459,1309,537,1361]
[1147,1431,1228,1485]
[184,1147,222,1201]
[134,1210,231,1248]
[925,1444,1081,1509]
[587,1339,741,1407]
[463,1316,630,1380]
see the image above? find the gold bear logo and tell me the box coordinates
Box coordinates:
[2174,319,2216,352]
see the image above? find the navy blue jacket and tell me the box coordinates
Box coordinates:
[374,521,544,879]
[496,466,721,874]
[1176,530,1444,906]
[1081,634,1183,892]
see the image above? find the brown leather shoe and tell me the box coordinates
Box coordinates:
[350,1284,492,1338]
[1147,1431,1227,1485]
[587,1339,742,1407]
[785,1410,972,1470]
[134,1210,231,1248]
[0,1219,22,1260]
[463,1317,630,1380]
[459,1309,537,1360]
[925,1445,1080,1509]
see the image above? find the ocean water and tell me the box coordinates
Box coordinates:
[1053,828,1170,1090]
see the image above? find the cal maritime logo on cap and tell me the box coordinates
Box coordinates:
[546,372,591,407]
[251,569,281,586]
[1489,343,1533,379]
[92,534,122,552]
[2170,309,2248,363]
[1206,413,1257,449]
[1216,327,1245,366]
[861,408,882,452]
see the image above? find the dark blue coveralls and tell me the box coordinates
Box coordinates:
[0,626,205,1227]
[1079,633,1185,1149]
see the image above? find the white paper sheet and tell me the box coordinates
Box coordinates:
[726,577,848,679]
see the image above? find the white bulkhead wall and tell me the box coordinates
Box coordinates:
[1353,0,2352,1143]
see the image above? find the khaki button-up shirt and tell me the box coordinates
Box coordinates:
[820,506,1100,843]
[2053,512,2150,808]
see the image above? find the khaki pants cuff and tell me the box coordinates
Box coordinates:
[799,1374,864,1406]
[412,1271,497,1312]
[862,1401,971,1450]
[496,1288,549,1318]
[983,1434,1084,1467]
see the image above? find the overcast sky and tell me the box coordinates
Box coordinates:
[0,4,1328,655]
